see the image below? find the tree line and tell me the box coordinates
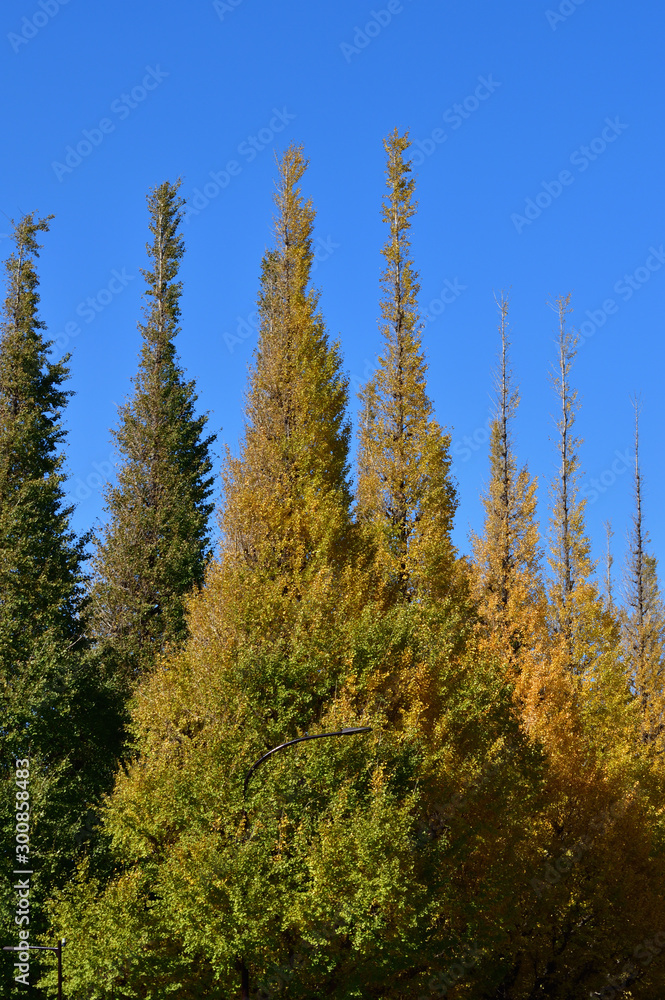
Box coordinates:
[1,131,663,999]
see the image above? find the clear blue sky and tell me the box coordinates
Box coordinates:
[2,0,663,585]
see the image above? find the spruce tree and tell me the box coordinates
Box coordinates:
[0,213,83,661]
[90,180,216,687]
[622,397,665,750]
[356,128,459,605]
[0,215,115,1000]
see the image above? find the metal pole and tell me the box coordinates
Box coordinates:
[239,726,372,998]
[243,727,372,800]
[2,940,65,997]
[240,958,250,999]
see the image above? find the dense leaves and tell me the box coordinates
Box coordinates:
[0,215,122,1000]
[1,139,663,1000]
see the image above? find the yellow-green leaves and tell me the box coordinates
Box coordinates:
[357,129,460,607]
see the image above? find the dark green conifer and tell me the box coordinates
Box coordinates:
[0,214,113,1000]
[90,180,216,686]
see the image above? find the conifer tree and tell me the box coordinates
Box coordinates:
[90,180,215,687]
[356,128,459,605]
[0,215,117,1000]
[180,142,358,752]
[475,303,665,1000]
[220,143,353,606]
[546,293,614,679]
[603,519,614,612]
[0,213,83,661]
[540,295,632,754]
[622,398,665,749]
[471,292,545,687]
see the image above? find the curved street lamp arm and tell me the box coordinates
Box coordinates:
[3,945,59,952]
[243,726,372,801]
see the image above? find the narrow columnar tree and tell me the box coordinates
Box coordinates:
[43,158,665,1000]
[622,398,665,749]
[472,292,545,688]
[356,128,459,605]
[221,143,353,596]
[544,295,633,796]
[0,214,84,658]
[90,180,216,687]
[481,308,663,1000]
[603,519,614,612]
[0,215,116,1000]
[546,293,611,678]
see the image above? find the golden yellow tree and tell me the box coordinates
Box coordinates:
[471,292,546,700]
[356,128,460,608]
[222,145,352,582]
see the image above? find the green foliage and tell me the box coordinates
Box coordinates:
[3,142,661,1000]
[357,128,461,607]
[90,179,216,688]
[221,143,353,601]
[0,215,122,1000]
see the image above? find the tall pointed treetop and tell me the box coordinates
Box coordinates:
[90,180,216,685]
[545,294,622,733]
[221,143,352,590]
[357,128,458,603]
[472,292,544,681]
[622,397,665,748]
[0,212,84,646]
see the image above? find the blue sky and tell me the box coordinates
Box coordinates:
[1,0,663,586]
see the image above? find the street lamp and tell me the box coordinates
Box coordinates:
[239,726,372,999]
[2,939,66,1000]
